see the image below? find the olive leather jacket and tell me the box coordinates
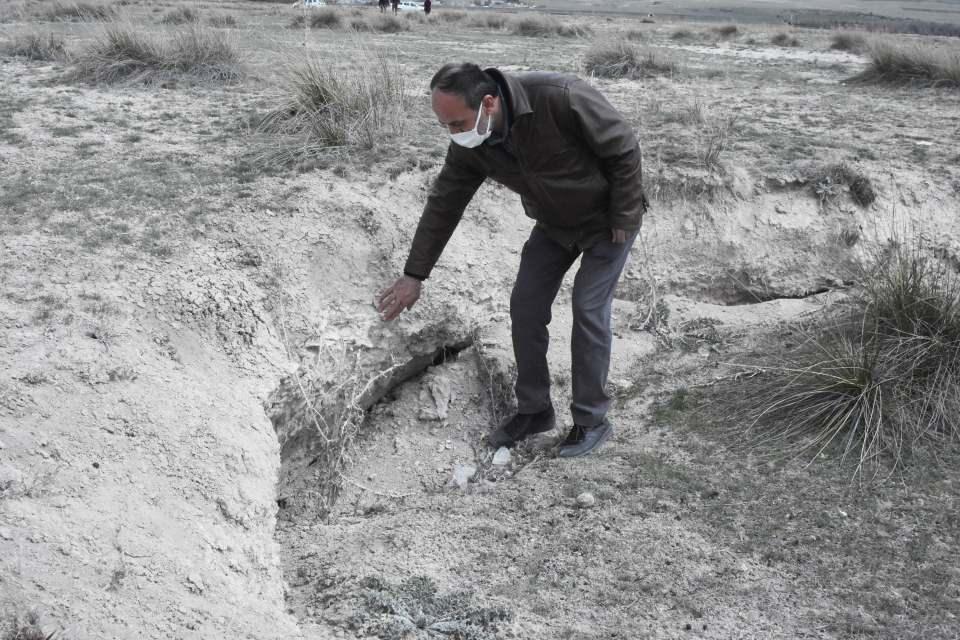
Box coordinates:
[404,68,648,279]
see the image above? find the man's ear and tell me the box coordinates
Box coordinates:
[481,94,497,114]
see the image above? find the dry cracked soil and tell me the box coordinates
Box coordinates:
[2,0,960,639]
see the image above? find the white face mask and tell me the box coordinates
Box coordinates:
[450,105,492,148]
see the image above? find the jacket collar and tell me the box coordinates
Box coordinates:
[484,67,533,119]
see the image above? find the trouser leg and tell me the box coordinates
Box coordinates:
[570,231,638,427]
[510,227,578,414]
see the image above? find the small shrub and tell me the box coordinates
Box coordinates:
[810,163,876,207]
[830,31,867,53]
[510,15,589,38]
[309,8,342,29]
[671,28,695,40]
[41,1,114,21]
[208,14,238,28]
[625,29,646,41]
[439,10,466,22]
[712,24,738,38]
[256,55,408,162]
[159,6,199,25]
[584,40,638,78]
[369,14,408,33]
[70,21,242,84]
[771,32,800,47]
[852,40,960,88]
[3,609,59,640]
[468,13,508,29]
[738,240,960,475]
[348,17,369,31]
[3,32,68,61]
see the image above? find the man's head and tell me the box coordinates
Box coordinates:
[430,63,501,137]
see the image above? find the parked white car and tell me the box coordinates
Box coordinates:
[396,1,422,11]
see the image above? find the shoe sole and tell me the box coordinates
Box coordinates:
[557,423,613,458]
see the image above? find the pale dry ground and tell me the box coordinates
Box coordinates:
[2,1,960,639]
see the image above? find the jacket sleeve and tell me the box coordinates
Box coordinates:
[403,145,486,280]
[566,79,648,231]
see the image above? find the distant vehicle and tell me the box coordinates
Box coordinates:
[396,1,421,10]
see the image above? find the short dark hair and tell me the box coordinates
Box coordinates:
[430,63,498,108]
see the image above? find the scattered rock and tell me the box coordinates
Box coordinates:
[0,463,24,492]
[492,447,511,466]
[451,464,476,489]
[774,204,788,214]
[0,527,13,540]
[186,573,206,593]
[419,374,453,421]
[576,492,596,509]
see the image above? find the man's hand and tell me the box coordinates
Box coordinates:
[377,275,422,321]
[611,229,628,244]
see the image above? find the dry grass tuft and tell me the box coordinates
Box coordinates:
[830,31,868,53]
[671,28,695,40]
[737,240,960,476]
[851,40,960,88]
[308,8,342,29]
[468,12,508,30]
[40,1,114,21]
[712,24,739,38]
[255,54,408,165]
[3,32,68,61]
[159,6,199,25]
[439,10,466,22]
[583,40,680,79]
[771,32,800,47]
[208,13,238,28]
[810,162,876,207]
[510,15,591,38]
[2,609,61,640]
[69,21,242,84]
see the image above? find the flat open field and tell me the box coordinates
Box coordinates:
[2,1,960,638]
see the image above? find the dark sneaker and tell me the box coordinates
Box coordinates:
[488,406,556,448]
[557,420,613,458]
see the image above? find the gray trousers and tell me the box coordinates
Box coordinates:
[510,227,637,427]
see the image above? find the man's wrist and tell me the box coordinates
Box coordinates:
[403,270,427,282]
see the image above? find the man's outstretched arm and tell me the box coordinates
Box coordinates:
[378,146,485,321]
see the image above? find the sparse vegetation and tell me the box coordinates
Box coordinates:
[208,13,238,28]
[852,40,960,88]
[712,24,739,38]
[468,13,508,30]
[671,28,695,40]
[2,32,68,61]
[256,54,407,164]
[510,15,591,38]
[771,32,800,47]
[810,162,876,207]
[737,239,960,475]
[69,21,242,84]
[583,41,680,79]
[159,6,199,25]
[2,609,59,640]
[830,31,868,53]
[39,1,114,21]
[439,10,466,22]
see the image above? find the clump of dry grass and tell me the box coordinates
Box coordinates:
[159,6,199,25]
[830,31,868,53]
[737,240,960,476]
[307,8,342,29]
[771,32,800,47]
[712,24,739,38]
[671,28,695,40]
[3,32,68,61]
[349,14,409,33]
[510,15,591,38]
[468,12,508,30]
[583,40,680,79]
[851,40,960,88]
[810,162,876,207]
[2,609,61,640]
[208,13,238,28]
[255,54,408,165]
[69,21,242,84]
[40,1,115,21]
[439,10,466,22]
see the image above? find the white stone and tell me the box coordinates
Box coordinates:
[492,447,511,466]
[576,492,596,509]
[451,464,476,489]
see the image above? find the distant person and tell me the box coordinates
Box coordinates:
[424,0,431,15]
[377,63,648,458]
[379,0,389,12]
[391,0,399,14]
